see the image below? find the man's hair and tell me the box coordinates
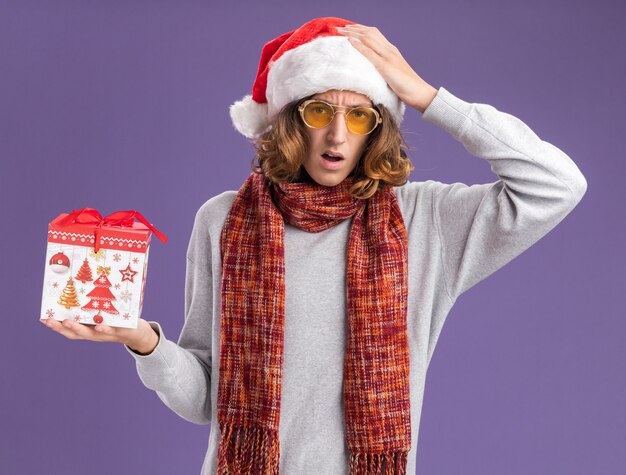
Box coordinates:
[249,95,414,199]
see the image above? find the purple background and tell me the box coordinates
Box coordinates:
[1,1,624,473]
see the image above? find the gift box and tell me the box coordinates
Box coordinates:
[40,208,167,329]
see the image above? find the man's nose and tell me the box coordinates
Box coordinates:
[326,111,348,144]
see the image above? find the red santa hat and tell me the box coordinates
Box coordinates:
[229,17,406,138]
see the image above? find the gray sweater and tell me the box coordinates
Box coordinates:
[125,86,587,475]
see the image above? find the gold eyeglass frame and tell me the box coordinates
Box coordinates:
[297,99,382,135]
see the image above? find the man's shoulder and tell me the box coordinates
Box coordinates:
[393,179,444,202]
[194,189,238,232]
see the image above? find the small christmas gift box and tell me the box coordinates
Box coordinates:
[40,208,168,329]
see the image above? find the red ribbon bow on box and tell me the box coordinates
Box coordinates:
[57,208,168,252]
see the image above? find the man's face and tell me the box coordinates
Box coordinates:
[301,89,372,187]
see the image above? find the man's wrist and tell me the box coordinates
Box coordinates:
[410,81,439,114]
[128,322,159,355]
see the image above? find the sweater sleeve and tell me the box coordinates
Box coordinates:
[123,205,214,425]
[421,87,587,302]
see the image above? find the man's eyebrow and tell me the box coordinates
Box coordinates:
[315,98,372,108]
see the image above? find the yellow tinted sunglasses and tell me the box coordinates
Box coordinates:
[297,99,382,135]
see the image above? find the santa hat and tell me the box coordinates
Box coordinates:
[229,17,406,139]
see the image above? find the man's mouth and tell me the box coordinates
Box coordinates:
[322,151,344,162]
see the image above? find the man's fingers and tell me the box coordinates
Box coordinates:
[338,26,391,59]
[66,320,121,342]
[92,324,125,341]
[41,318,83,340]
[41,318,119,342]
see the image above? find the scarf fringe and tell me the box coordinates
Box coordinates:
[216,422,280,474]
[349,451,408,475]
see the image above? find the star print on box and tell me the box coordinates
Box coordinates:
[113,253,122,262]
[119,263,137,283]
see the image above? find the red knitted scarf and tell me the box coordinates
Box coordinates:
[217,172,411,474]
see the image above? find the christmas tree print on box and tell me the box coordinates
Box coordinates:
[58,275,80,309]
[75,258,93,283]
[40,211,160,329]
[82,268,119,317]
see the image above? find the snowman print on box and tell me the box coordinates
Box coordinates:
[41,244,149,329]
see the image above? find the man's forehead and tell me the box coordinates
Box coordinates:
[313,90,372,106]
